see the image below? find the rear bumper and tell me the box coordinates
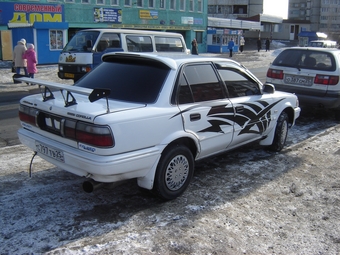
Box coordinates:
[273,84,340,109]
[18,128,161,183]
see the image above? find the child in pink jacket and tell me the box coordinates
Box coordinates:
[23,43,38,83]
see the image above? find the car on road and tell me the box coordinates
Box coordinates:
[266,47,340,110]
[16,52,300,200]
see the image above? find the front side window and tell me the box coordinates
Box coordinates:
[218,68,261,98]
[49,30,64,50]
[149,0,154,8]
[111,0,119,5]
[125,0,131,6]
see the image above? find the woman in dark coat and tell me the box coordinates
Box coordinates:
[191,38,198,55]
[257,38,262,52]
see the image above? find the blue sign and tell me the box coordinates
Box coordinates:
[94,8,122,23]
[0,2,64,25]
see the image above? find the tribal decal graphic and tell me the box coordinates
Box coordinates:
[174,98,285,135]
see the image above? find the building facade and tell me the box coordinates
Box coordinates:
[0,0,208,61]
[288,0,340,41]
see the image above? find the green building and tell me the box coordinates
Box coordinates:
[0,0,208,62]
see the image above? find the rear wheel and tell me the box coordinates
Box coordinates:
[269,111,289,152]
[153,145,194,200]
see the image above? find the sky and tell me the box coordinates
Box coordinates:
[263,0,289,19]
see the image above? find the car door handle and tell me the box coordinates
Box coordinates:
[235,106,244,113]
[190,113,201,121]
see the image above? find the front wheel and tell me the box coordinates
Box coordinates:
[153,145,194,200]
[268,111,289,152]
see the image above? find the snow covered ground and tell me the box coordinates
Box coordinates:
[1,41,339,254]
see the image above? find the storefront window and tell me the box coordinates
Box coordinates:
[50,30,64,50]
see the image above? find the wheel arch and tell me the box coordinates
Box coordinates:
[137,135,199,190]
[260,107,292,146]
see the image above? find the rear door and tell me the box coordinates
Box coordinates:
[177,63,235,158]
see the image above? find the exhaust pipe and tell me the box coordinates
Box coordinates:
[83,180,105,193]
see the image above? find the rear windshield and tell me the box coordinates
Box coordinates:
[273,49,336,71]
[75,58,170,104]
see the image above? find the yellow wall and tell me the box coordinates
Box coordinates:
[1,30,13,60]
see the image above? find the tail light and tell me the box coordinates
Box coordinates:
[267,68,284,79]
[19,104,114,148]
[314,75,339,85]
[19,105,38,126]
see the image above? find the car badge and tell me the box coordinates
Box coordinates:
[66,55,76,62]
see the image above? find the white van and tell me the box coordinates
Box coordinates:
[58,29,190,81]
[309,40,337,48]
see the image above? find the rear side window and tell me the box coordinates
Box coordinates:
[273,49,336,71]
[155,36,185,52]
[126,35,153,52]
[96,33,121,52]
[75,58,170,104]
[176,64,226,104]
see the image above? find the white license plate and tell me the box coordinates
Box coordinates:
[284,74,314,86]
[35,142,64,162]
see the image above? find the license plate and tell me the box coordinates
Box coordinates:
[284,74,313,86]
[35,142,64,162]
[64,73,74,78]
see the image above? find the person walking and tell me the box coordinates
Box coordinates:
[228,38,235,57]
[257,38,262,52]
[13,38,28,76]
[265,38,270,52]
[191,38,198,55]
[239,36,245,53]
[23,43,38,84]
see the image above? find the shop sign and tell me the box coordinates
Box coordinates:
[0,3,64,25]
[94,8,122,23]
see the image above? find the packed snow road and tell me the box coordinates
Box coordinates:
[1,107,340,254]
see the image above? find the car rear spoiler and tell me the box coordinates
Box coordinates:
[14,76,111,113]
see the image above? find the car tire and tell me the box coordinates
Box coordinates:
[268,111,289,152]
[153,144,194,200]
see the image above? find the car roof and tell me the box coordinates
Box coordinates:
[284,47,340,53]
[102,52,244,70]
[79,28,184,37]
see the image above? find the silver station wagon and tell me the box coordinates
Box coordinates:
[266,47,340,110]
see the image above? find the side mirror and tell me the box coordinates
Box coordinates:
[263,83,275,94]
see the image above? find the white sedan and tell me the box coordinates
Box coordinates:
[16,52,300,200]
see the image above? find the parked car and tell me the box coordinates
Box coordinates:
[266,47,340,110]
[16,53,300,200]
[309,40,337,48]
